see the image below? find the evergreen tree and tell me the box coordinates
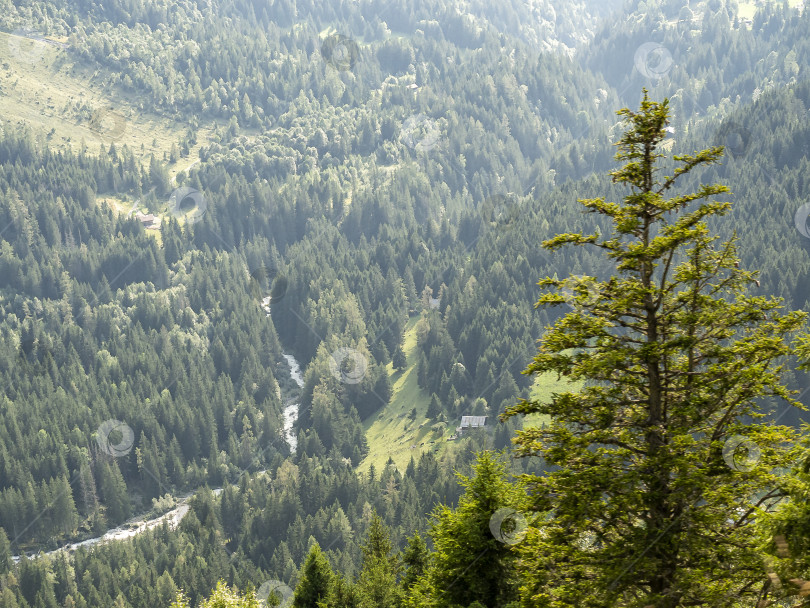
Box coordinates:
[0,528,11,574]
[171,581,261,607]
[408,452,522,608]
[399,532,428,594]
[356,513,400,608]
[0,587,18,608]
[756,425,810,604]
[502,91,808,607]
[292,544,334,608]
[49,476,78,536]
[324,575,361,608]
[77,458,99,518]
[392,344,407,372]
[96,460,130,524]
[426,394,441,420]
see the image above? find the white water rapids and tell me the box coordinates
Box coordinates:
[282,352,304,452]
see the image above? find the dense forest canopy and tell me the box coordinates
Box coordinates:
[2,0,810,606]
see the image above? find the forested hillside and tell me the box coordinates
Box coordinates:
[2,0,810,606]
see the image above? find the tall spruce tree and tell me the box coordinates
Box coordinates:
[292,544,334,608]
[501,91,808,607]
[407,451,523,608]
[399,532,428,594]
[0,528,11,575]
[356,513,401,608]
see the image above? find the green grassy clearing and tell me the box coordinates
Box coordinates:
[0,31,215,173]
[358,314,585,473]
[524,369,584,428]
[0,30,233,243]
[737,0,804,20]
[1,29,222,244]
[359,315,453,474]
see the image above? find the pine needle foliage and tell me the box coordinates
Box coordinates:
[502,91,808,608]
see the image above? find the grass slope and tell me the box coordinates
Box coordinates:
[0,31,205,162]
[0,30,218,236]
[524,369,584,428]
[358,315,583,474]
[359,315,452,474]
